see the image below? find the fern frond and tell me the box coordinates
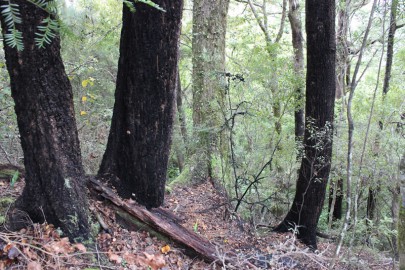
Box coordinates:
[123,0,136,12]
[26,0,58,15]
[1,2,22,28]
[135,0,166,12]
[122,0,166,12]
[35,16,59,48]
[26,0,47,9]
[45,0,58,14]
[4,28,24,51]
[1,1,23,50]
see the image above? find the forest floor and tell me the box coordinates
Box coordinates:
[0,176,397,269]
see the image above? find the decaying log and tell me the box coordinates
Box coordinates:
[88,178,224,265]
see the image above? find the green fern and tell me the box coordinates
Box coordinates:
[4,28,23,51]
[26,0,47,9]
[123,0,165,13]
[1,1,21,27]
[35,17,59,48]
[1,1,24,50]
[123,0,136,12]
[136,0,165,12]
[27,0,57,13]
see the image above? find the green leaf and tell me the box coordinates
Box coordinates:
[35,17,60,48]
[1,1,24,50]
[1,2,22,28]
[4,28,24,51]
[10,170,19,188]
[193,220,198,232]
[135,0,166,12]
[123,0,166,13]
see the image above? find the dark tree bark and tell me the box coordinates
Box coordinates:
[382,0,398,96]
[288,0,305,143]
[0,0,90,240]
[274,0,336,249]
[98,0,183,208]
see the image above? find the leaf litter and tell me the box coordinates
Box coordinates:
[0,176,396,269]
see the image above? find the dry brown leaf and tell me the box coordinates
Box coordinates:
[44,237,73,254]
[73,243,86,253]
[122,253,138,265]
[23,247,38,260]
[27,261,42,270]
[108,252,122,264]
[139,252,166,270]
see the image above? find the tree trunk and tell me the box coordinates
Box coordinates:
[0,0,90,240]
[98,0,183,208]
[399,155,405,269]
[176,73,189,154]
[273,0,336,249]
[191,0,230,182]
[335,2,350,99]
[391,184,400,259]
[328,178,343,223]
[382,0,398,96]
[366,187,377,221]
[288,0,305,144]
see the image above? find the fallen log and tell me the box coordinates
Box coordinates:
[87,178,224,265]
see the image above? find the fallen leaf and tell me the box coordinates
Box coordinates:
[122,253,138,265]
[44,237,73,255]
[139,252,165,270]
[161,245,170,254]
[73,243,87,253]
[23,247,38,260]
[27,261,42,270]
[108,252,122,264]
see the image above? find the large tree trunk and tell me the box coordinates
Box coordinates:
[335,2,350,99]
[288,0,305,144]
[98,1,183,208]
[274,0,336,249]
[0,0,90,240]
[191,0,230,182]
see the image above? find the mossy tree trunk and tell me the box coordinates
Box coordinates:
[288,0,305,144]
[0,0,90,240]
[191,0,230,182]
[98,0,183,208]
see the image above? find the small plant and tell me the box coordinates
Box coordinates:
[9,170,19,188]
[193,220,199,233]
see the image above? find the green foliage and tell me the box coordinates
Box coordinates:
[1,0,61,50]
[1,1,23,50]
[35,16,59,48]
[9,170,19,188]
[123,0,165,12]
